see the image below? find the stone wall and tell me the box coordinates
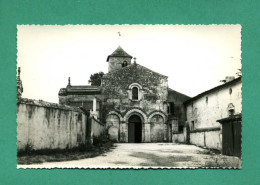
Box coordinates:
[168,89,190,131]
[189,129,222,150]
[102,63,168,121]
[108,56,132,72]
[101,63,170,142]
[172,132,186,143]
[59,94,104,119]
[91,117,105,138]
[17,99,86,152]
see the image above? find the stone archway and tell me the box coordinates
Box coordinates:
[150,114,165,142]
[148,111,167,142]
[123,109,148,142]
[106,111,123,142]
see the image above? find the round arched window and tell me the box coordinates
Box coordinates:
[132,87,138,100]
[122,61,128,67]
[129,83,142,101]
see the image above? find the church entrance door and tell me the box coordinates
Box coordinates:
[128,115,142,143]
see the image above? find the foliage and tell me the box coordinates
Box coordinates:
[93,130,113,147]
[88,72,104,86]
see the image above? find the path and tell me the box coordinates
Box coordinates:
[18,143,241,168]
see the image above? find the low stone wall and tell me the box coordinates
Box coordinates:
[189,127,222,150]
[92,117,105,137]
[172,132,185,143]
[17,98,87,152]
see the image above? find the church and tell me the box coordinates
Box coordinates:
[58,46,190,143]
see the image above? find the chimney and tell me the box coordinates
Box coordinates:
[67,77,71,87]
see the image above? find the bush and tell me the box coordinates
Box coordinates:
[93,131,113,147]
[17,143,34,156]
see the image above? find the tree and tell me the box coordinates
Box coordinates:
[88,72,104,86]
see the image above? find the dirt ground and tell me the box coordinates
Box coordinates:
[17,143,241,169]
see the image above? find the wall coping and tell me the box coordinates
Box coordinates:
[18,98,83,113]
[189,127,221,133]
[92,116,105,126]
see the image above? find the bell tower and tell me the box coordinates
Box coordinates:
[106,46,133,72]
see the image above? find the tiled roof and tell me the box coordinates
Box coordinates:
[106,46,133,61]
[68,85,100,90]
[59,85,101,96]
[184,77,242,104]
[168,88,190,99]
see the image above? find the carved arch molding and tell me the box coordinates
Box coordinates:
[148,111,167,123]
[123,108,148,123]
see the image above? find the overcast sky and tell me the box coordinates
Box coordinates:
[17,25,241,103]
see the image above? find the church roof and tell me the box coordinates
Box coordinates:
[106,46,133,61]
[102,63,167,79]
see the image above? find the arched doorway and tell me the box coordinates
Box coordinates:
[128,115,142,143]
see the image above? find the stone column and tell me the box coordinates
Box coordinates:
[120,122,127,142]
[93,97,96,112]
[144,123,151,142]
[183,126,187,142]
[91,97,98,119]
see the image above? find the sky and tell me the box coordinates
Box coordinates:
[17,25,241,103]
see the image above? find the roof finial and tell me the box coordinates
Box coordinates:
[117,31,122,46]
[68,77,71,86]
[134,57,136,64]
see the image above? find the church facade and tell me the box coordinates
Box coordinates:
[58,46,190,143]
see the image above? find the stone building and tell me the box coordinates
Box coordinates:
[183,77,242,150]
[59,46,190,143]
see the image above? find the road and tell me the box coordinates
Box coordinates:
[17,143,241,169]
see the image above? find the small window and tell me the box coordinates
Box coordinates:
[132,87,138,100]
[191,121,195,131]
[229,109,235,116]
[206,97,208,104]
[178,125,184,132]
[122,61,128,67]
[229,88,232,95]
[227,103,235,116]
[169,102,174,115]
